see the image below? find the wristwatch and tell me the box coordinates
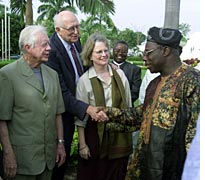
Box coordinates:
[58,139,65,144]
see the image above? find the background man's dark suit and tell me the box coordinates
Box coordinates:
[45,32,89,179]
[119,62,141,105]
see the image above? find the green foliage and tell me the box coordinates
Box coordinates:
[118,29,146,48]
[75,0,115,15]
[37,0,77,23]
[79,17,146,52]
[69,129,79,167]
[178,23,191,37]
[0,11,24,56]
[35,0,117,46]
[10,0,26,26]
[70,129,78,157]
[37,19,55,37]
[126,56,146,70]
[80,16,118,45]
[127,56,143,62]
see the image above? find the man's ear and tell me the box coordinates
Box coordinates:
[163,46,171,56]
[24,44,31,52]
[55,27,60,32]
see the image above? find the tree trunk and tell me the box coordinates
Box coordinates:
[164,0,180,29]
[25,0,33,25]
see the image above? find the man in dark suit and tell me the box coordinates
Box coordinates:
[112,40,142,156]
[112,40,142,106]
[46,10,107,180]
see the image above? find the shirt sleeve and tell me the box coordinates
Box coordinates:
[74,74,91,127]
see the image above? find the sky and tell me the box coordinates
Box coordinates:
[108,0,200,35]
[32,0,200,36]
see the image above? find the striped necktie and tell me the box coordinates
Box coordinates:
[70,44,83,76]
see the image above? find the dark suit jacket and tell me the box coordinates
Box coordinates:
[114,61,142,105]
[45,32,89,147]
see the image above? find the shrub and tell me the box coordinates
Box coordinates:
[69,129,79,167]
[127,56,143,62]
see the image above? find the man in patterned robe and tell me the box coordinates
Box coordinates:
[105,27,200,180]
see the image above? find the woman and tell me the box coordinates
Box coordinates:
[75,33,132,180]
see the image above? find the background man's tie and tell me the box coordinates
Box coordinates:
[70,44,83,76]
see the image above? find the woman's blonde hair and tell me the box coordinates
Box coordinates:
[81,32,109,67]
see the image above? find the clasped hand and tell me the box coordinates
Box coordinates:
[86,106,108,122]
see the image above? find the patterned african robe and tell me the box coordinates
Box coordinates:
[107,64,200,180]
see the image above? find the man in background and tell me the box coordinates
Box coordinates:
[112,40,141,106]
[112,40,142,156]
[46,10,107,180]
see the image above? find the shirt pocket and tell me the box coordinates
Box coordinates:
[11,135,36,170]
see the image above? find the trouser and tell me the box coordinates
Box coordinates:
[77,156,129,180]
[51,133,73,180]
[51,155,70,180]
[0,148,3,178]
[51,118,75,180]
[10,167,52,180]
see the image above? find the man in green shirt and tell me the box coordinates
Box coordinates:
[0,25,66,180]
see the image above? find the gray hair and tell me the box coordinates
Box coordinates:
[81,32,109,67]
[19,25,48,54]
[53,10,76,28]
[53,13,63,28]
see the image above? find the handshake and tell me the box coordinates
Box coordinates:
[89,106,123,122]
[87,106,141,132]
[88,106,108,122]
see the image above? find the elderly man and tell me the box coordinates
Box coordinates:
[105,27,200,180]
[0,25,66,180]
[45,10,107,180]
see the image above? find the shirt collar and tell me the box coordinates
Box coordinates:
[88,65,113,79]
[57,33,71,49]
[113,60,125,67]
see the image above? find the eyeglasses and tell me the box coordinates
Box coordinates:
[60,25,80,33]
[143,47,160,57]
[93,49,109,55]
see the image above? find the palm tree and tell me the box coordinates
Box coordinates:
[76,0,116,45]
[164,0,181,28]
[25,0,33,25]
[37,0,115,22]
[80,14,117,45]
[10,0,115,26]
[10,0,33,25]
[75,0,115,15]
[37,0,116,41]
[37,0,77,23]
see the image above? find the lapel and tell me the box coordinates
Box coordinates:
[40,64,50,96]
[52,33,75,78]
[74,38,82,53]
[19,58,44,93]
